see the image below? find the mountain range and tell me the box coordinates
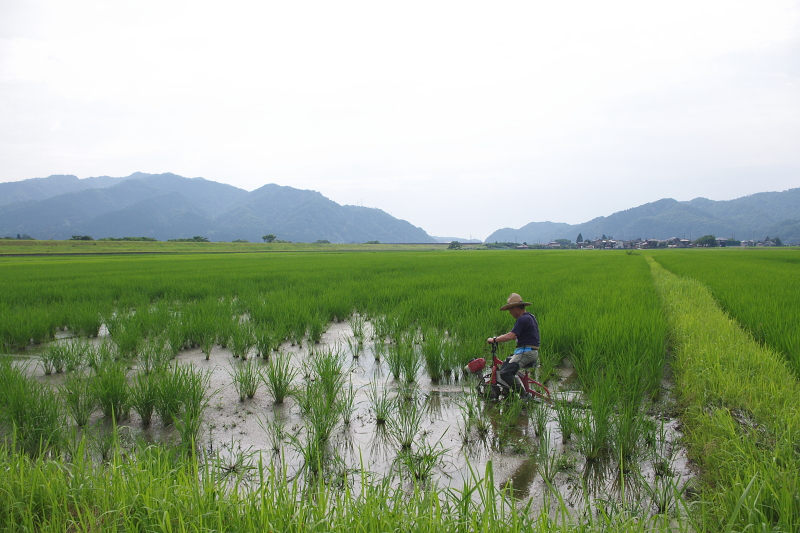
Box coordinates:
[485,189,800,244]
[0,173,436,243]
[2,173,798,244]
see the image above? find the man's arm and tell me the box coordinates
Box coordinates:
[486,331,518,344]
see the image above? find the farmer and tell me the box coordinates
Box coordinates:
[486,293,540,396]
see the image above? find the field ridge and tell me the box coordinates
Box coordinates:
[648,257,800,530]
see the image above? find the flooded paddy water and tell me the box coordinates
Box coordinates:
[12,318,692,519]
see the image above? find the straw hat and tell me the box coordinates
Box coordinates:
[500,293,532,310]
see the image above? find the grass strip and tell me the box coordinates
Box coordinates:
[648,257,800,531]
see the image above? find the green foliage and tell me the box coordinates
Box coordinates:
[70,235,94,240]
[693,234,717,247]
[98,236,158,241]
[167,236,210,242]
[447,240,461,249]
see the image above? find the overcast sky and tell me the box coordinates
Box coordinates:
[1,0,798,239]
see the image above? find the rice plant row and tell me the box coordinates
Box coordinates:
[651,248,800,377]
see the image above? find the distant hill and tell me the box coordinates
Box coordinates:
[0,173,436,243]
[485,189,800,244]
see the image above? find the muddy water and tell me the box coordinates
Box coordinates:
[14,320,692,517]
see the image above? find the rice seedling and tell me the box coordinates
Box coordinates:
[261,351,298,404]
[154,367,185,427]
[553,398,580,444]
[109,318,142,359]
[421,327,445,382]
[0,363,65,456]
[367,381,394,424]
[393,440,447,483]
[229,358,263,401]
[64,339,91,372]
[456,388,489,443]
[309,345,347,401]
[528,398,550,437]
[230,321,255,360]
[344,335,363,358]
[91,359,130,420]
[339,382,356,425]
[307,312,327,344]
[611,397,647,468]
[40,343,68,375]
[350,312,366,342]
[174,365,210,449]
[165,319,187,356]
[61,373,97,427]
[299,386,341,444]
[372,338,386,361]
[498,394,526,428]
[137,337,172,374]
[129,372,158,426]
[385,398,422,450]
[254,326,279,359]
[258,411,287,453]
[576,384,614,462]
[67,304,104,337]
[372,314,391,343]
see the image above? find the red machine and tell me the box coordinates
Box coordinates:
[467,342,551,402]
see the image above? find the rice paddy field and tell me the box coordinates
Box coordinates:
[0,247,798,532]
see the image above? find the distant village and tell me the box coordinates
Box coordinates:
[531,236,786,249]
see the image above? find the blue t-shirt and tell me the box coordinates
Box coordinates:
[511,312,540,347]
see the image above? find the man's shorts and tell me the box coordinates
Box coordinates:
[509,347,539,370]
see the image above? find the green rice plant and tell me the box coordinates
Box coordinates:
[261,351,298,404]
[153,366,185,427]
[576,380,615,462]
[129,372,158,426]
[421,327,445,383]
[367,381,394,424]
[309,345,347,401]
[86,339,115,369]
[536,430,559,485]
[229,358,263,401]
[64,303,103,337]
[40,343,68,375]
[528,398,550,437]
[385,398,422,450]
[165,319,188,356]
[398,338,422,383]
[339,382,356,425]
[372,314,391,342]
[456,388,489,442]
[197,322,217,360]
[372,338,387,361]
[393,440,447,483]
[91,359,130,421]
[344,336,363,358]
[0,362,65,456]
[216,314,235,349]
[109,318,142,359]
[299,386,341,445]
[137,337,172,374]
[254,326,280,358]
[259,412,286,453]
[499,394,526,428]
[350,312,366,344]
[61,373,97,427]
[64,339,91,372]
[553,398,580,444]
[174,364,210,450]
[610,397,647,469]
[230,321,256,360]
[307,312,327,344]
